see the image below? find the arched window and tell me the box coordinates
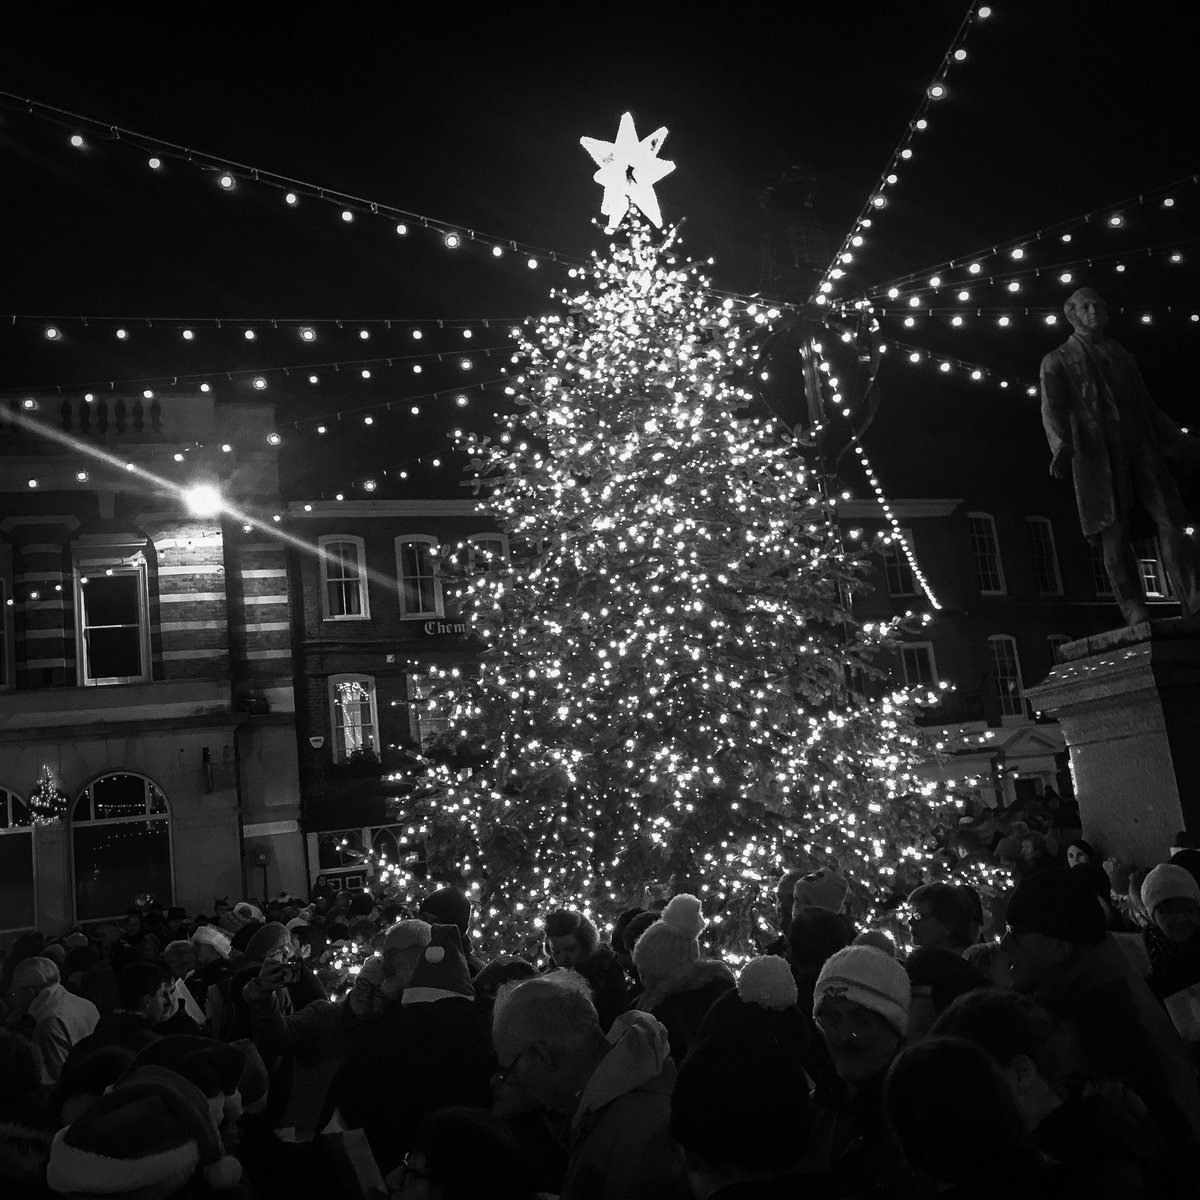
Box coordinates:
[72,773,172,921]
[0,787,35,932]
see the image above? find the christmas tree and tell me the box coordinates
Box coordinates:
[386,214,956,958]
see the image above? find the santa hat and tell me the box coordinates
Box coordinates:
[632,894,705,988]
[813,945,911,1038]
[383,918,432,954]
[46,1065,241,1195]
[792,869,850,915]
[671,956,809,1169]
[233,901,264,924]
[128,1037,247,1127]
[190,923,231,960]
[401,924,474,1004]
[1141,863,1200,917]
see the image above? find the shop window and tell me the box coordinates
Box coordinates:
[0,787,35,932]
[329,674,379,762]
[72,773,172,921]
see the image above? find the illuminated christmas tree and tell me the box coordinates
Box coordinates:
[384,212,958,958]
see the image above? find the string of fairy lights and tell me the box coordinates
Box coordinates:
[813,0,996,306]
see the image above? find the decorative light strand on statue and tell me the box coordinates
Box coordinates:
[812,1,994,305]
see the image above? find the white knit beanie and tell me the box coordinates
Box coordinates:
[813,945,911,1038]
[632,894,705,987]
[1141,863,1200,916]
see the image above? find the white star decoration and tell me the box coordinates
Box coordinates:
[580,112,676,232]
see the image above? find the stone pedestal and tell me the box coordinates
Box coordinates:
[1026,620,1200,867]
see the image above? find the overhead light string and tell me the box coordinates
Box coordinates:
[811,0,994,308]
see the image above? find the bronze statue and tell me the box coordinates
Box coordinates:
[1040,288,1199,626]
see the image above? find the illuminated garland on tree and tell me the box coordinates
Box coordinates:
[27,764,69,825]
[381,216,959,958]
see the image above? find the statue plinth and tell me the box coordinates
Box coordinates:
[1026,620,1200,866]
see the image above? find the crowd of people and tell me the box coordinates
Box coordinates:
[2,805,1200,1200]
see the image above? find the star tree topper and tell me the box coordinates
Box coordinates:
[580,112,675,231]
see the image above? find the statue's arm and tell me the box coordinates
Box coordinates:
[1040,354,1074,477]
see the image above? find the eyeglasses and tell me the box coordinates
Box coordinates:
[497,1050,524,1088]
[396,1154,430,1186]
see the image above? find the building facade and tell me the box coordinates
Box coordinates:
[285,498,500,891]
[0,392,306,940]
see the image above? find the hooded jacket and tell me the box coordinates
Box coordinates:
[558,1010,688,1200]
[634,958,735,1063]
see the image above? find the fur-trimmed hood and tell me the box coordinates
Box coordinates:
[634,958,735,1013]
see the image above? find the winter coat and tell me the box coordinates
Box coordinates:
[801,1064,921,1199]
[557,1010,688,1200]
[1026,933,1200,1182]
[1040,333,1191,538]
[634,958,735,1063]
[26,984,99,1082]
[329,994,495,1175]
[244,985,372,1067]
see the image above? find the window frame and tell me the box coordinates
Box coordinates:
[395,536,444,619]
[466,532,510,575]
[0,785,36,933]
[968,512,1007,596]
[1134,537,1170,599]
[1025,517,1064,596]
[318,535,371,622]
[881,528,917,598]
[71,772,173,922]
[328,673,380,763]
[899,641,938,688]
[1090,542,1115,598]
[406,672,453,750]
[988,634,1027,722]
[73,555,152,686]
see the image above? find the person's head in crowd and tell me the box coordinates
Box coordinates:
[0,1028,44,1120]
[671,956,810,1192]
[492,971,608,1114]
[473,957,537,1013]
[852,929,895,955]
[93,923,122,954]
[790,868,850,920]
[116,962,175,1025]
[289,923,326,963]
[962,941,1011,989]
[64,944,102,984]
[622,910,660,956]
[1170,846,1200,889]
[884,1036,1042,1193]
[904,947,989,1037]
[43,942,67,970]
[381,919,432,999]
[611,907,645,965]
[788,907,852,973]
[906,883,977,953]
[543,908,602,968]
[1066,838,1099,869]
[813,945,911,1090]
[346,956,388,1021]
[932,988,1061,1130]
[946,827,982,864]
[775,868,806,932]
[1002,869,1106,991]
[347,890,375,918]
[995,834,1024,872]
[631,893,705,990]
[134,931,163,963]
[241,921,292,967]
[54,1036,142,1126]
[1020,831,1049,865]
[390,1106,532,1200]
[417,886,473,937]
[190,923,231,966]
[1141,862,1200,945]
[123,910,143,941]
[162,941,196,981]
[10,956,61,1016]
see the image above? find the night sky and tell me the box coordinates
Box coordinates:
[2,2,1196,501]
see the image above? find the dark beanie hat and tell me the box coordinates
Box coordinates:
[242,922,290,963]
[1007,869,1106,943]
[229,921,264,956]
[671,957,810,1169]
[348,892,375,917]
[417,887,472,934]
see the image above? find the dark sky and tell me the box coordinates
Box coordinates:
[1,2,1196,499]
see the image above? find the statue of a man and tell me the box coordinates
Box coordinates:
[1040,288,1199,627]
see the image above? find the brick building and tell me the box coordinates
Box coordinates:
[0,392,306,938]
[285,498,499,891]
